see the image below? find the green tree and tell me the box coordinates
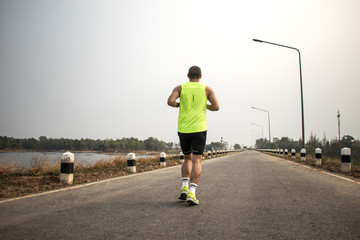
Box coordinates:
[233,144,241,150]
[341,135,355,148]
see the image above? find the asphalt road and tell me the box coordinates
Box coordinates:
[1,151,360,240]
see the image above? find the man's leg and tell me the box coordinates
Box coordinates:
[178,154,191,200]
[186,131,206,205]
[182,154,192,178]
[190,154,202,184]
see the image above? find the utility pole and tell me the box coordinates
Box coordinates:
[337,110,341,141]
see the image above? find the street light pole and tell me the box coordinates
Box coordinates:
[253,39,305,148]
[251,106,271,142]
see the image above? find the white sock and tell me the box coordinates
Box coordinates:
[182,177,189,188]
[189,183,197,194]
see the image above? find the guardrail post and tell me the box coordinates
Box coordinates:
[127,153,136,173]
[301,148,306,161]
[60,151,74,185]
[341,148,351,172]
[315,148,322,166]
[179,152,184,163]
[160,152,166,167]
[291,149,296,159]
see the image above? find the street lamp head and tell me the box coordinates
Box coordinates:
[253,39,263,43]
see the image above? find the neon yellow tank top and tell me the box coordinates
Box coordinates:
[178,82,207,133]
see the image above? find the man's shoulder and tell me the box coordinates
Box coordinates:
[205,85,213,92]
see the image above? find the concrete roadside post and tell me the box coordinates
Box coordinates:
[208,151,211,159]
[160,152,166,167]
[60,151,74,185]
[315,148,322,166]
[179,152,184,164]
[301,148,306,161]
[341,148,351,172]
[127,153,136,173]
[285,149,288,157]
[291,149,296,159]
[213,151,215,158]
[280,149,284,156]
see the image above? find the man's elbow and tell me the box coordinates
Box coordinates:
[210,104,219,111]
[167,98,172,106]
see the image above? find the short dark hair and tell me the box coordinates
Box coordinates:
[188,66,201,79]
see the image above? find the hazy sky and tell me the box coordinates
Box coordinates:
[1,0,360,147]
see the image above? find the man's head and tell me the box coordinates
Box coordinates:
[188,66,202,80]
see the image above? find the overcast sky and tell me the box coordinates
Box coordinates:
[1,0,359,147]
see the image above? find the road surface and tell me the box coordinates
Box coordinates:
[1,151,359,239]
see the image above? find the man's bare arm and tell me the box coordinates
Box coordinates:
[206,86,219,111]
[167,85,181,108]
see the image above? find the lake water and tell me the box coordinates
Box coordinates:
[0,152,156,169]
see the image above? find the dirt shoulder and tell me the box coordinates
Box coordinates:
[0,156,182,200]
[265,152,360,180]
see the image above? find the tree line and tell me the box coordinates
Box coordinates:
[0,136,177,152]
[255,134,360,160]
[205,141,241,151]
[0,136,242,153]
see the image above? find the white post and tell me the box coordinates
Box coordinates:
[280,149,284,156]
[341,148,351,172]
[127,153,136,173]
[213,151,216,157]
[60,151,74,185]
[208,151,211,159]
[301,148,306,161]
[285,149,288,157]
[291,149,296,159]
[179,152,184,163]
[315,148,322,166]
[160,152,166,167]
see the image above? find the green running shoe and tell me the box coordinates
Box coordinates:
[178,186,189,200]
[186,192,199,205]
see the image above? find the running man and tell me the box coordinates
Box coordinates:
[167,66,219,205]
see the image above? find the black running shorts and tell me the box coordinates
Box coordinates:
[178,131,207,155]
